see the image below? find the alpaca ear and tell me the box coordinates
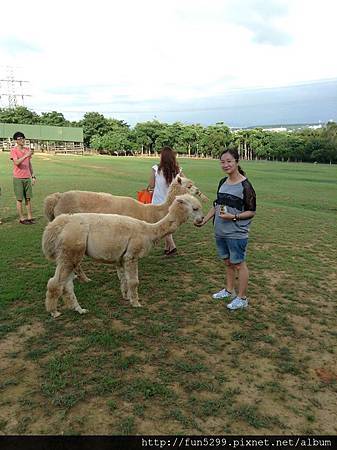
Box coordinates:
[176,175,182,184]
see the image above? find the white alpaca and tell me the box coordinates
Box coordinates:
[42,194,204,318]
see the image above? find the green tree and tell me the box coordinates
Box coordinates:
[106,118,130,133]
[233,129,257,160]
[79,112,109,147]
[200,122,231,157]
[91,128,135,155]
[40,111,68,126]
[307,123,337,163]
[266,132,288,161]
[154,122,184,151]
[324,121,337,145]
[295,128,320,162]
[177,124,204,156]
[321,122,337,163]
[133,120,164,154]
[0,106,40,124]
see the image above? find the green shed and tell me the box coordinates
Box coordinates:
[0,123,84,154]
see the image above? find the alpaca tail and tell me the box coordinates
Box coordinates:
[43,192,62,221]
[42,215,70,261]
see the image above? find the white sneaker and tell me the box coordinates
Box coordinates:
[227,296,248,310]
[212,288,234,300]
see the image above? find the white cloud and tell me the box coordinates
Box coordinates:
[0,0,336,123]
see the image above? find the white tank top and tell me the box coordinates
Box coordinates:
[151,164,169,204]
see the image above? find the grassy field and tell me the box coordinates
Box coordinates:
[0,152,336,435]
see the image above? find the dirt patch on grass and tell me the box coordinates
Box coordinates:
[0,322,45,364]
[314,368,337,384]
[0,322,47,434]
[0,264,336,435]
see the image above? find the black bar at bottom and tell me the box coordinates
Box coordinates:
[0,435,336,450]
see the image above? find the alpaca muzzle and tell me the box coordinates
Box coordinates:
[194,216,204,225]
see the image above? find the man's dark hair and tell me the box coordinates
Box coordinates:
[13,131,25,140]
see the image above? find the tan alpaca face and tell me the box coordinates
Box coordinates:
[191,205,204,225]
[176,176,208,201]
[175,194,204,225]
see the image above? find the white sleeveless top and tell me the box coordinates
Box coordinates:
[151,164,169,204]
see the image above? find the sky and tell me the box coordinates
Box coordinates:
[0,0,336,127]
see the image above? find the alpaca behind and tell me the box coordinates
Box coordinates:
[44,192,62,221]
[43,175,207,223]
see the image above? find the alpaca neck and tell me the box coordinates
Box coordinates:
[150,182,180,217]
[165,183,180,206]
[150,208,186,241]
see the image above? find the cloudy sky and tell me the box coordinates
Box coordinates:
[0,0,336,126]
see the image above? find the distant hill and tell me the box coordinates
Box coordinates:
[243,122,325,131]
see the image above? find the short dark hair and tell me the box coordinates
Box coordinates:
[13,131,25,140]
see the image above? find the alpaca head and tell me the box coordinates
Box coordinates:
[170,194,204,225]
[170,175,208,202]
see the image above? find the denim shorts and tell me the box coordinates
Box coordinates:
[215,237,248,264]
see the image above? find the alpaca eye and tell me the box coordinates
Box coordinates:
[193,207,199,211]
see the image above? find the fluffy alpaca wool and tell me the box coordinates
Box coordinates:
[42,194,204,318]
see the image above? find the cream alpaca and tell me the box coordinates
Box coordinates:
[42,194,204,318]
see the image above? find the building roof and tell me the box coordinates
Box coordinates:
[0,123,83,142]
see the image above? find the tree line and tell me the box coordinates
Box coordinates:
[1,106,336,163]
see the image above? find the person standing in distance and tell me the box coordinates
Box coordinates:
[148,146,184,256]
[10,132,37,224]
[195,147,256,310]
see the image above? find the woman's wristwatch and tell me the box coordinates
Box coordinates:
[232,214,239,222]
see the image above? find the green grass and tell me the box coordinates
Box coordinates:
[0,152,336,434]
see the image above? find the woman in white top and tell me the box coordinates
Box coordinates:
[148,146,183,256]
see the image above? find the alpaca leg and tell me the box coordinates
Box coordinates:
[124,259,141,307]
[74,264,91,283]
[63,275,89,314]
[45,263,74,318]
[116,264,128,300]
[45,221,88,317]
[45,276,63,318]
